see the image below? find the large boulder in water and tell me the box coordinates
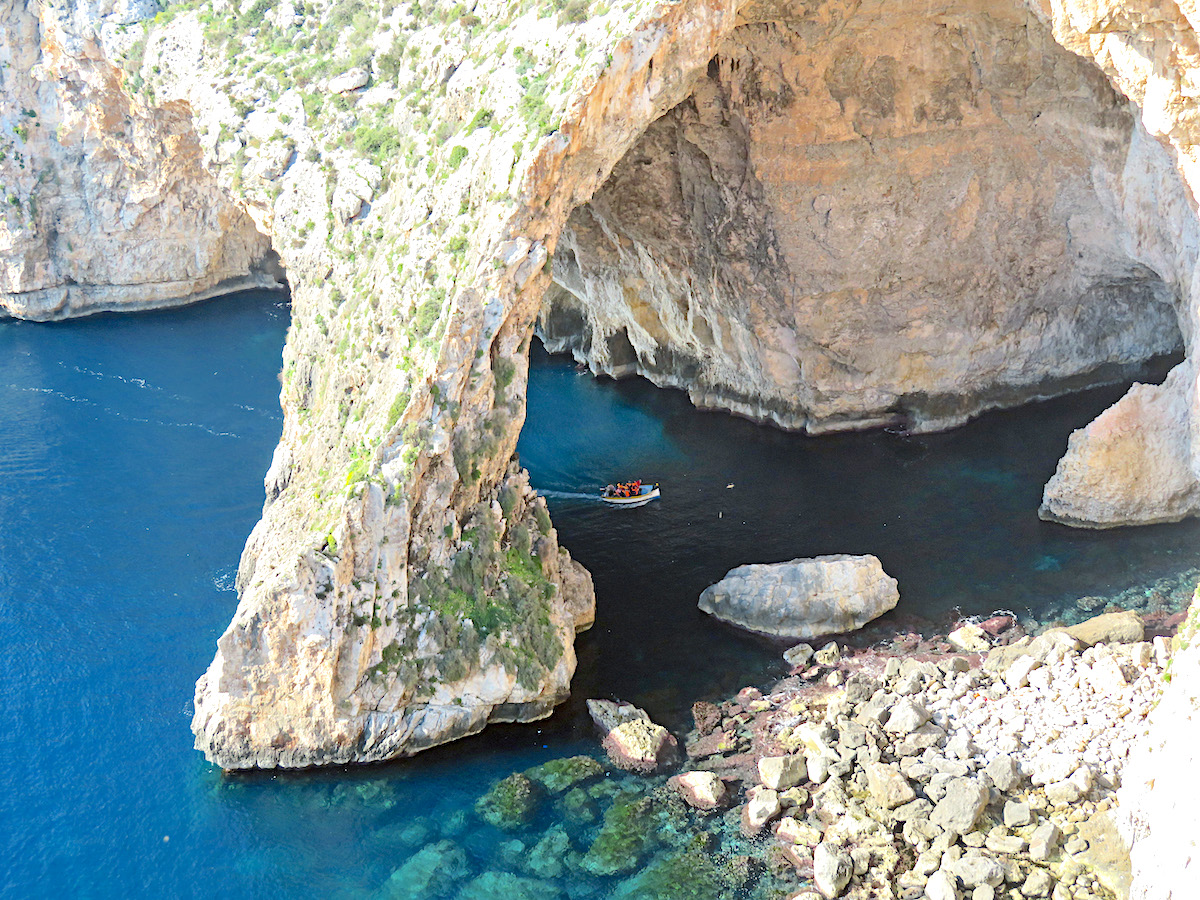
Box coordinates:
[698,555,899,639]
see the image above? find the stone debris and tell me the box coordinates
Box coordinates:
[326,67,369,93]
[678,610,1166,899]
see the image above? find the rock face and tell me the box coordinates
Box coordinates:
[1040,366,1200,527]
[1030,0,1200,528]
[1117,601,1200,900]
[698,555,899,638]
[0,0,280,320]
[542,0,1184,434]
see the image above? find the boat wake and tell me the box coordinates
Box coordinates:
[536,489,602,502]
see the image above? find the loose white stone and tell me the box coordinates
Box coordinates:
[760,754,808,791]
[1003,800,1032,828]
[952,854,1005,888]
[1029,821,1061,861]
[925,870,959,900]
[814,841,853,898]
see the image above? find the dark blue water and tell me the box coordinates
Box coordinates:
[3,297,1196,898]
[522,343,1200,724]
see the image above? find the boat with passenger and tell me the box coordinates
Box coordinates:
[601,480,660,508]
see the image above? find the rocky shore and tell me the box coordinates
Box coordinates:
[689,614,1170,900]
[383,606,1181,900]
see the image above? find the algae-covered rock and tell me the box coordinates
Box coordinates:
[453,871,564,900]
[476,773,542,830]
[610,846,731,899]
[379,840,470,899]
[559,787,600,826]
[524,755,604,794]
[581,790,663,876]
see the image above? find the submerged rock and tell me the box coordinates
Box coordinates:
[475,773,541,830]
[524,755,604,795]
[697,555,899,639]
[609,844,731,900]
[581,791,662,876]
[453,872,564,900]
[378,840,469,899]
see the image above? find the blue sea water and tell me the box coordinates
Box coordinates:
[2,295,1197,898]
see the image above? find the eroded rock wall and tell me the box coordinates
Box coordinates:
[0,0,279,320]
[543,0,1185,433]
[1034,0,1200,530]
[178,0,745,768]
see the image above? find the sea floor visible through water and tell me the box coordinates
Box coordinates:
[1,296,1196,898]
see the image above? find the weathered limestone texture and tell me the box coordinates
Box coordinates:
[543,0,1185,433]
[1116,600,1200,900]
[1041,365,1200,527]
[698,554,899,638]
[180,0,747,768]
[1031,0,1200,528]
[0,0,279,320]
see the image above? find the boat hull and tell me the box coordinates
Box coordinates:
[600,487,660,508]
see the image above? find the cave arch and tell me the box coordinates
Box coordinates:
[539,0,1187,437]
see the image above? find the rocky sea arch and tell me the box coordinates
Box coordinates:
[4,0,1200,893]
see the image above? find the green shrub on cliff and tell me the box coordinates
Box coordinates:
[354,123,401,165]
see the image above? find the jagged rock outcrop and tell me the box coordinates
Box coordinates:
[1041,365,1200,527]
[1031,0,1200,528]
[178,0,747,768]
[542,0,1185,433]
[0,0,280,320]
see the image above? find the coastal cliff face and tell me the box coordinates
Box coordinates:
[0,0,280,320]
[543,0,1184,433]
[168,0,746,768]
[9,0,1200,832]
[1034,0,1200,529]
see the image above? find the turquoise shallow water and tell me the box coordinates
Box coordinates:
[2,297,1198,898]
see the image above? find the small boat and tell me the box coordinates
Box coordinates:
[600,482,660,508]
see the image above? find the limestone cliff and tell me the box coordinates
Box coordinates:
[9,0,1200,837]
[164,0,745,768]
[1034,0,1200,528]
[543,0,1185,433]
[0,0,280,320]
